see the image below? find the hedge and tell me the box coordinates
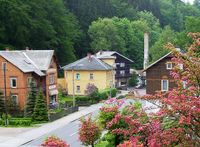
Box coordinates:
[0,118,32,126]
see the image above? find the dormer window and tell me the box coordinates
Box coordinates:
[166,62,172,70]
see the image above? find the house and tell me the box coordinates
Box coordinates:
[144,52,177,94]
[63,54,114,95]
[96,51,133,89]
[0,50,58,109]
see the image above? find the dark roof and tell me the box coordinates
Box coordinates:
[62,55,113,71]
[0,50,54,76]
[143,52,172,71]
[96,51,133,62]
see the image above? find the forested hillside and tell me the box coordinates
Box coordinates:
[1,0,200,69]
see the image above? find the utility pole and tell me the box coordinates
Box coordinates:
[3,63,8,126]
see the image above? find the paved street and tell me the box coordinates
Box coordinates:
[0,89,159,147]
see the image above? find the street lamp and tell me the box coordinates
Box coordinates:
[3,62,8,125]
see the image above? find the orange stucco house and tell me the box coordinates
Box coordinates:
[0,50,58,109]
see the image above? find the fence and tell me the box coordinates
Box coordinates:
[49,106,78,121]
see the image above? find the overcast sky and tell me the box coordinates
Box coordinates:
[184,0,194,4]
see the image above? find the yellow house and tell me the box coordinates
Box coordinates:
[63,54,115,95]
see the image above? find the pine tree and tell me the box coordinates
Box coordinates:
[32,89,48,121]
[0,90,5,117]
[25,82,37,117]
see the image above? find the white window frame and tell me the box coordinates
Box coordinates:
[2,62,7,70]
[76,85,81,93]
[49,74,55,85]
[161,80,169,91]
[10,77,17,88]
[120,63,125,67]
[178,64,183,70]
[166,62,173,70]
[27,77,33,87]
[120,70,125,76]
[11,95,18,105]
[89,73,94,80]
[76,73,80,80]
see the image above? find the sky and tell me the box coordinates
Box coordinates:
[183,0,194,4]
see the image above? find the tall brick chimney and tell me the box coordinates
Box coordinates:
[144,32,149,69]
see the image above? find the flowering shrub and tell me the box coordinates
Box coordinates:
[41,136,69,147]
[79,116,101,147]
[85,83,98,95]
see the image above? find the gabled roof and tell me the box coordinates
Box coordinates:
[96,51,133,62]
[62,55,113,71]
[0,50,55,76]
[143,52,172,71]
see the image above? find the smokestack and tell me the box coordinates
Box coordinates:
[87,53,92,62]
[144,32,149,69]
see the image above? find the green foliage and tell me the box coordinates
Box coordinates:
[0,0,82,65]
[0,118,32,127]
[150,26,177,63]
[32,90,48,121]
[99,88,117,100]
[25,82,37,117]
[128,72,138,87]
[0,91,5,117]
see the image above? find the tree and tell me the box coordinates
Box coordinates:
[0,90,5,117]
[25,81,37,117]
[79,115,101,147]
[128,72,138,87]
[150,26,177,63]
[32,89,48,121]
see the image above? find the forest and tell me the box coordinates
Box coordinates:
[0,0,200,69]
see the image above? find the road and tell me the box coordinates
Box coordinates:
[23,98,158,147]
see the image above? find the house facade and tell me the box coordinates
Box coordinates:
[0,50,58,109]
[96,51,133,89]
[63,54,114,95]
[144,52,177,94]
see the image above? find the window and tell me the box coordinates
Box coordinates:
[49,74,55,85]
[10,78,17,88]
[120,70,125,76]
[76,73,80,80]
[89,73,93,80]
[183,81,187,89]
[76,86,80,93]
[27,77,33,87]
[11,95,18,105]
[178,64,183,70]
[166,62,172,69]
[2,62,7,70]
[120,63,125,67]
[161,80,169,91]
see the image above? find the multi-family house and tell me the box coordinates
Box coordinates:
[63,54,114,95]
[0,50,58,109]
[144,52,179,94]
[96,51,133,89]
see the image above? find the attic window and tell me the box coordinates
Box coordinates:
[166,62,172,70]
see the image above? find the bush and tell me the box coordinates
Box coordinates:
[41,136,69,147]
[99,88,117,100]
[0,118,32,126]
[128,72,138,87]
[9,118,32,126]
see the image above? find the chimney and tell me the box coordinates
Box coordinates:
[5,47,9,51]
[26,46,29,50]
[100,50,103,55]
[144,32,149,69]
[87,53,92,62]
